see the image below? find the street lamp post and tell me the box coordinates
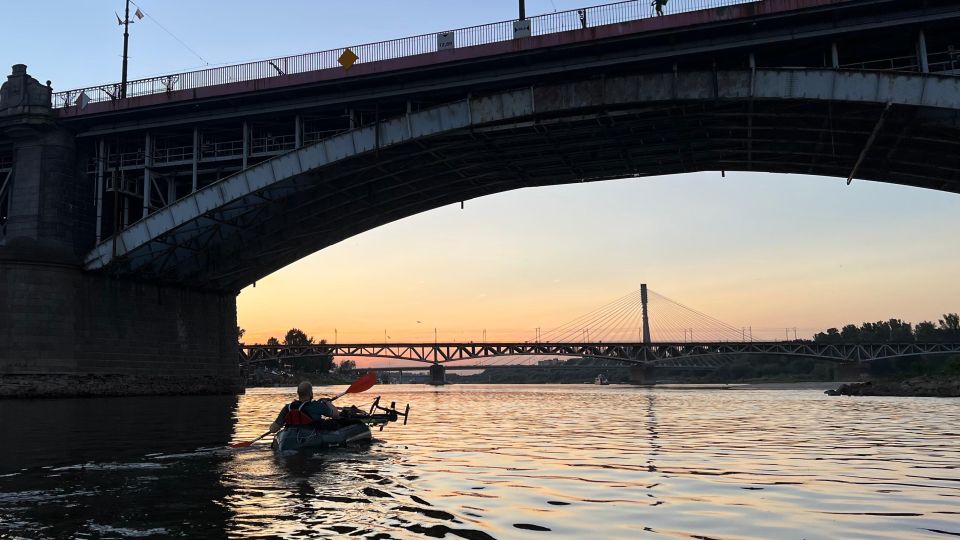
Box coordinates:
[120,0,131,98]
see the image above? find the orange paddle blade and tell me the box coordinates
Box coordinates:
[347,372,377,394]
[228,430,270,449]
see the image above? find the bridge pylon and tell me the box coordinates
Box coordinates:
[0,65,241,398]
[641,284,651,345]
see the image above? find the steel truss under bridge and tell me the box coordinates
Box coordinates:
[82,68,960,290]
[239,341,960,366]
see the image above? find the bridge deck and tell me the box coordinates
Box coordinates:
[55,0,842,116]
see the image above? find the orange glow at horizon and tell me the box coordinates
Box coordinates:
[238,173,960,354]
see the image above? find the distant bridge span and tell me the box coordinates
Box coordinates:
[239,341,960,366]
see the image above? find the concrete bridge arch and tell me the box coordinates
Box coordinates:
[83,68,960,291]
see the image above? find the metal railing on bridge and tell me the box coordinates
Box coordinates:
[52,0,760,109]
[841,49,960,75]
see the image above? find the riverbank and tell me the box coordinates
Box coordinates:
[826,376,960,397]
[245,370,351,388]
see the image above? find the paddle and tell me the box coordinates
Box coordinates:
[329,372,377,401]
[229,431,270,449]
[229,372,378,448]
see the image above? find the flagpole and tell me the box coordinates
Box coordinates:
[120,0,130,98]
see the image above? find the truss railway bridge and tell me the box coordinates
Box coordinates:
[3,0,960,396]
[240,286,960,384]
[241,341,960,385]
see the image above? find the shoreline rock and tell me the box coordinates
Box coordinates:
[825,376,960,397]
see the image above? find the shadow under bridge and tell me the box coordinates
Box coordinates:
[86,69,960,291]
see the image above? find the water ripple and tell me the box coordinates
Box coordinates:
[1,385,958,539]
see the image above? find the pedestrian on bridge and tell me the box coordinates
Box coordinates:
[652,0,668,16]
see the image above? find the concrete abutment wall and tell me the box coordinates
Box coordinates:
[0,260,242,397]
[0,65,241,397]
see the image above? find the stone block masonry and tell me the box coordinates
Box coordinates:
[0,260,242,397]
[1,65,242,397]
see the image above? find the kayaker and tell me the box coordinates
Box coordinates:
[268,381,340,433]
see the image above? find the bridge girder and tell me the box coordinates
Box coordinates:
[239,341,960,367]
[84,69,960,290]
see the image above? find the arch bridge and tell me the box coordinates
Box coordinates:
[82,67,960,288]
[4,0,960,396]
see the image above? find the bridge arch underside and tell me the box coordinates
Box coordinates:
[88,70,960,290]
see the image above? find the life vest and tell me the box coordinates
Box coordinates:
[282,401,314,426]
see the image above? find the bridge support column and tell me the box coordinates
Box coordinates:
[0,65,242,398]
[834,363,864,382]
[0,262,242,397]
[1,65,88,262]
[428,363,446,386]
[629,365,657,385]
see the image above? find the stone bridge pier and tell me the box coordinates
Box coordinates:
[834,362,865,382]
[428,363,446,386]
[0,65,241,397]
[629,365,657,385]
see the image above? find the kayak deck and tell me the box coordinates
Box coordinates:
[272,421,372,452]
[271,396,410,453]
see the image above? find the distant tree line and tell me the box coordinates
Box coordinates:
[814,313,959,344]
[250,328,355,374]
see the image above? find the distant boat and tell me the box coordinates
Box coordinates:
[594,374,609,385]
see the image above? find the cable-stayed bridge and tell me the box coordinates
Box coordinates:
[239,285,960,384]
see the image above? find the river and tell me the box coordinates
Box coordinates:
[0,384,957,539]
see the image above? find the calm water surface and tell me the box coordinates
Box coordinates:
[0,384,958,539]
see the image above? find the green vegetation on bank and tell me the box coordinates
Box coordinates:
[813,313,959,344]
[242,328,355,387]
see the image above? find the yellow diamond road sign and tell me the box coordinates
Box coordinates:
[338,48,358,70]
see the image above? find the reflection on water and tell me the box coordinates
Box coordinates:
[0,394,237,471]
[1,385,959,539]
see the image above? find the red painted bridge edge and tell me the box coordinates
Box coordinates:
[57,0,846,118]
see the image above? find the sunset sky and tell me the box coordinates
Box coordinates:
[5,1,958,345]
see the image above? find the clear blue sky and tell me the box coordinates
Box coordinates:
[3,1,958,343]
